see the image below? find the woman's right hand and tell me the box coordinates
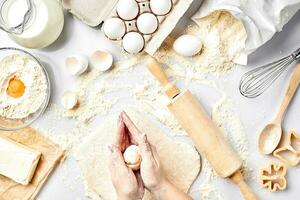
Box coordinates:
[139,134,168,192]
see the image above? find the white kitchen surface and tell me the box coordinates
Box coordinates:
[1,2,300,200]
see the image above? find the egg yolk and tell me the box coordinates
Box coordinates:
[7,77,25,98]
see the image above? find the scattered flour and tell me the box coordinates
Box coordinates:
[36,11,251,200]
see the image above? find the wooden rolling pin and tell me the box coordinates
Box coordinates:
[146,56,258,200]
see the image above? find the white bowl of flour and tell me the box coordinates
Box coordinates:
[0,47,50,130]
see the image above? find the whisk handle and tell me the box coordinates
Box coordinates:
[275,63,300,123]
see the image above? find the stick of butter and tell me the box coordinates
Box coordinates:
[0,136,41,185]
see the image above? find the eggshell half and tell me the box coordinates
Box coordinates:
[90,50,114,72]
[61,91,78,110]
[65,55,89,76]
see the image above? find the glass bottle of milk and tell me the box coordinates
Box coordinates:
[0,0,64,48]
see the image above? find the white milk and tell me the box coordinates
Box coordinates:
[4,0,64,49]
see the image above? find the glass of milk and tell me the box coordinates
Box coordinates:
[0,0,64,48]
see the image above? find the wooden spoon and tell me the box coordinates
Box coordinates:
[259,63,300,155]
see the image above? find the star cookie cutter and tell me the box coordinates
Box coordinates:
[273,131,300,166]
[260,163,287,192]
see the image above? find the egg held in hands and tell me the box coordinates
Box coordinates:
[123,145,142,170]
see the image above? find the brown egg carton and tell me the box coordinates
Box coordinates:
[260,162,287,192]
[273,131,300,166]
[102,0,195,55]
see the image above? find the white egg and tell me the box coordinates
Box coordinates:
[122,32,145,54]
[137,13,158,34]
[90,50,114,72]
[61,91,78,110]
[65,55,89,76]
[123,145,142,170]
[173,35,202,57]
[103,18,126,40]
[150,0,172,16]
[117,0,139,20]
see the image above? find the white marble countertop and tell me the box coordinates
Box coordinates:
[0,2,300,200]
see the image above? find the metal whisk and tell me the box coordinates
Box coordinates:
[239,48,300,98]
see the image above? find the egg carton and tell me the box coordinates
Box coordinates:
[102,0,195,55]
[62,0,195,55]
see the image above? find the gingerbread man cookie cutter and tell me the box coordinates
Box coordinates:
[273,131,300,166]
[260,163,287,192]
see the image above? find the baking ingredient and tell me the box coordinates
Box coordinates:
[90,50,114,71]
[122,32,145,54]
[2,0,64,49]
[0,54,48,119]
[260,163,287,192]
[173,34,202,57]
[150,0,172,16]
[0,127,65,200]
[65,55,89,76]
[0,135,41,185]
[75,111,200,200]
[6,76,25,98]
[116,0,139,21]
[156,11,247,74]
[137,13,158,34]
[61,91,78,110]
[103,18,126,40]
[123,145,142,170]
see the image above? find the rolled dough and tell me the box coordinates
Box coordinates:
[75,111,201,200]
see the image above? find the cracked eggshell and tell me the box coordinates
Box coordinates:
[103,18,126,40]
[122,32,145,54]
[61,91,78,110]
[173,35,202,57]
[150,0,172,16]
[137,12,158,34]
[65,55,89,75]
[117,0,139,21]
[90,50,114,72]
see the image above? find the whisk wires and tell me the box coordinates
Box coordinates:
[239,48,300,98]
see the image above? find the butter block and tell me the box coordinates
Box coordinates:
[0,136,41,185]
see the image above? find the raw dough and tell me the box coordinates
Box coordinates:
[75,110,201,200]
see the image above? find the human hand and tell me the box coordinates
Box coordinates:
[108,145,144,200]
[119,112,167,192]
[108,112,145,200]
[139,134,168,193]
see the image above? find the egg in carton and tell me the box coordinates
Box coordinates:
[102,0,195,55]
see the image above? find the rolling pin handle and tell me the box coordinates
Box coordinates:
[146,56,180,99]
[230,171,258,200]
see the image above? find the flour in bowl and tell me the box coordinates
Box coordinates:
[0,54,48,119]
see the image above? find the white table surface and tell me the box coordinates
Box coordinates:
[1,2,300,200]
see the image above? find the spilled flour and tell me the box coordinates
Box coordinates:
[34,11,251,200]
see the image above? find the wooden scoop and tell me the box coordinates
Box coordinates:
[259,63,300,155]
[146,56,258,200]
